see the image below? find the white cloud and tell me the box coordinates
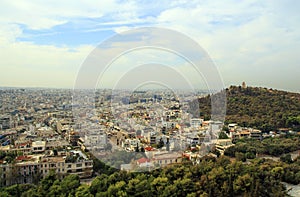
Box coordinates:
[0,0,299,91]
[0,39,93,88]
[152,1,300,91]
[0,0,138,30]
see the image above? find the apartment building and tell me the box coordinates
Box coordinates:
[84,132,107,151]
[0,150,93,187]
[215,139,234,155]
[190,118,203,128]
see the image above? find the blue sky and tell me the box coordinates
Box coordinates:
[0,0,299,92]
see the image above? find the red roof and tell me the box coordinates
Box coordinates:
[18,142,30,147]
[136,157,150,164]
[16,155,31,161]
[144,146,153,151]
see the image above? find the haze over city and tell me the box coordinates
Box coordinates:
[0,0,299,92]
[1,2,300,196]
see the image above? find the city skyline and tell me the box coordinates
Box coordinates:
[0,1,299,92]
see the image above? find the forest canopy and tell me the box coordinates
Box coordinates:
[197,85,300,132]
[2,155,300,197]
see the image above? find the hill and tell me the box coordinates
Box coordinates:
[197,85,300,132]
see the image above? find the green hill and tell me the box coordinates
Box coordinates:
[197,85,300,132]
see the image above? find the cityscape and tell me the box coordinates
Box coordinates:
[1,1,300,196]
[1,86,298,185]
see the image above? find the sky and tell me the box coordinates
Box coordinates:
[0,0,299,92]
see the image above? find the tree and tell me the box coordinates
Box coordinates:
[280,154,293,164]
[126,178,151,196]
[197,85,300,131]
[1,150,299,196]
[90,174,111,195]
[48,182,62,197]
[0,191,10,197]
[135,144,140,152]
[157,138,164,149]
[245,152,255,159]
[218,132,229,139]
[271,167,284,180]
[75,184,93,197]
[235,152,246,162]
[107,181,126,196]
[59,174,80,196]
[233,173,253,195]
[3,184,21,197]
[38,170,57,195]
[151,177,168,196]
[20,188,41,197]
[224,146,236,157]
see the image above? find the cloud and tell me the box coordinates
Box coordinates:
[0,38,93,87]
[0,0,299,91]
[152,1,300,91]
[0,0,131,30]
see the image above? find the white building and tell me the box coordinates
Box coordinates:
[84,132,107,150]
[190,118,203,128]
[31,141,46,153]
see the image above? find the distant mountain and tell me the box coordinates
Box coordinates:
[197,85,300,132]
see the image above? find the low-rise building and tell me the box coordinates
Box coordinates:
[250,129,262,140]
[215,139,234,155]
[152,152,182,167]
[190,118,203,128]
[31,141,46,154]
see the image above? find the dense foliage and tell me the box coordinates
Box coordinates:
[197,86,300,131]
[225,134,300,157]
[224,135,300,185]
[2,153,300,196]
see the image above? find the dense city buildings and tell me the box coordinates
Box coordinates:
[0,87,291,186]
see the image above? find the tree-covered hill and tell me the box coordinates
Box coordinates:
[2,155,300,196]
[198,85,300,132]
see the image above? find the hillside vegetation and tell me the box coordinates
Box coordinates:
[2,156,300,197]
[198,85,300,132]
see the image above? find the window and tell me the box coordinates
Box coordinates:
[76,164,82,168]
